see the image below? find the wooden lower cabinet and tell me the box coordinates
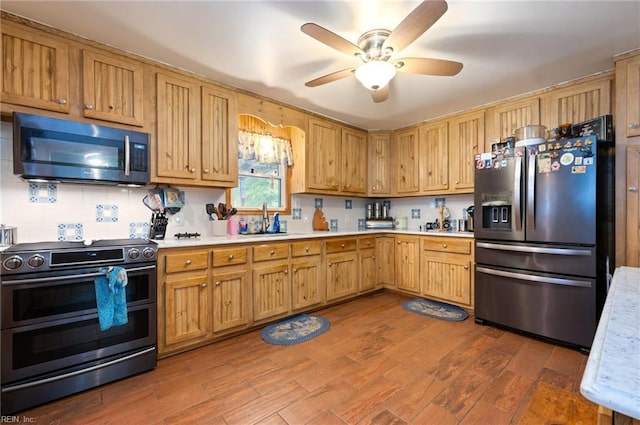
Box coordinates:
[376,236,395,287]
[291,240,323,311]
[252,243,291,321]
[395,235,421,293]
[211,269,249,333]
[421,237,474,308]
[164,274,210,346]
[326,238,359,301]
[359,247,377,293]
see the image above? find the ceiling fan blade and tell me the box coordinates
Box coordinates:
[301,23,364,57]
[371,85,389,103]
[394,57,463,76]
[383,0,448,53]
[305,68,355,87]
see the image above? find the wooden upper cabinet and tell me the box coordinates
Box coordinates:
[542,78,611,129]
[201,85,238,186]
[82,49,144,126]
[341,127,367,194]
[307,116,341,191]
[490,97,540,144]
[419,121,449,193]
[619,55,640,138]
[449,111,484,192]
[156,71,200,180]
[1,21,70,113]
[627,144,640,266]
[394,127,420,194]
[368,132,392,196]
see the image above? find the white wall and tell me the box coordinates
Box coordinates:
[0,122,472,243]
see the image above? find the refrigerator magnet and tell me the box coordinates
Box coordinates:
[571,166,587,174]
[560,152,574,166]
[551,161,561,171]
[575,157,583,165]
[538,153,551,173]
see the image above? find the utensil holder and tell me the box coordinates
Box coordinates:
[212,221,227,236]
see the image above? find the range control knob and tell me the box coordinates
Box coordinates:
[3,255,24,271]
[127,248,141,260]
[27,255,45,269]
[142,247,156,259]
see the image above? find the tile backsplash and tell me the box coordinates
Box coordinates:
[1,122,472,243]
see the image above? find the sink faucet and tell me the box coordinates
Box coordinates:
[261,202,270,233]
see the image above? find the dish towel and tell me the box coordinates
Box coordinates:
[94,266,128,330]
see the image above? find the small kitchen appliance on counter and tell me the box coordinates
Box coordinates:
[365,202,395,229]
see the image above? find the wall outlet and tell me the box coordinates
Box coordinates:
[171,211,185,226]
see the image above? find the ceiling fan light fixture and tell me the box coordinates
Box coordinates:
[354,61,397,91]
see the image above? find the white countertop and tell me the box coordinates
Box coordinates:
[580,266,640,419]
[154,229,474,249]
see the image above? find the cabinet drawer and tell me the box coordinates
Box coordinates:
[165,251,209,273]
[291,240,322,257]
[359,237,376,250]
[253,243,289,262]
[326,238,357,253]
[213,247,248,267]
[422,238,472,254]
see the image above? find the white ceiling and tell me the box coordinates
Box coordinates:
[2,1,639,130]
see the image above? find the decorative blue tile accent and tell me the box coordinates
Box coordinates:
[314,198,323,209]
[358,218,366,230]
[29,182,57,203]
[345,200,352,209]
[435,197,446,207]
[292,208,302,220]
[129,222,150,239]
[96,204,119,222]
[280,220,288,232]
[411,209,421,219]
[383,200,391,209]
[57,223,83,241]
[330,219,338,232]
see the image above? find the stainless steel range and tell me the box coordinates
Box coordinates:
[0,239,158,414]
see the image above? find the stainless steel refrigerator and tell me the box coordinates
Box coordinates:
[473,134,614,350]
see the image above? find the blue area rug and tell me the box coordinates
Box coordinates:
[261,314,330,345]
[402,298,469,322]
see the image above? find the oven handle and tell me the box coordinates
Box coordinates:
[1,346,156,393]
[2,264,156,285]
[476,266,592,288]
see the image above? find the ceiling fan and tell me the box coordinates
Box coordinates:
[301,0,463,103]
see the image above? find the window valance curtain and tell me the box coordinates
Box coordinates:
[238,130,294,166]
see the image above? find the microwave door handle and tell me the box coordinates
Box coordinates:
[124,135,131,177]
[527,153,536,231]
[513,156,522,231]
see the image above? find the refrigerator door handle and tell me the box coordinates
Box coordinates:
[476,266,592,288]
[527,153,536,231]
[513,156,523,231]
[476,242,592,256]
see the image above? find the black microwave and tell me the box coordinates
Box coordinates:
[13,112,150,186]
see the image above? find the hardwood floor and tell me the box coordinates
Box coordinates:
[19,292,597,424]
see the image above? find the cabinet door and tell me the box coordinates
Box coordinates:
[394,128,420,194]
[156,72,199,179]
[359,248,377,292]
[252,262,290,321]
[419,121,449,193]
[395,236,420,293]
[492,97,540,144]
[164,275,210,346]
[376,236,395,286]
[368,132,392,195]
[449,111,484,192]
[422,253,472,307]
[542,78,611,129]
[291,257,322,310]
[212,269,249,333]
[82,50,144,126]
[201,85,238,186]
[627,144,640,266]
[308,117,341,190]
[326,252,358,301]
[341,127,368,194]
[1,22,70,113]
[623,56,640,138]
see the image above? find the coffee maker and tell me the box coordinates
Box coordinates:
[365,202,395,229]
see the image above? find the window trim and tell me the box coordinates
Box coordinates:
[225,164,291,216]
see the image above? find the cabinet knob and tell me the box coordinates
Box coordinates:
[203,169,209,174]
[443,181,447,185]
[443,244,448,248]
[372,256,376,259]
[201,283,207,288]
[185,259,192,265]
[464,265,469,270]
[284,269,288,274]
[629,186,639,193]
[328,262,333,267]
[305,246,310,252]
[58,98,67,105]
[190,168,196,173]
[455,180,460,184]
[629,123,639,129]
[108,105,114,110]
[215,281,221,286]
[340,243,345,248]
[270,250,275,255]
[293,268,298,273]
[85,103,94,110]
[228,254,234,260]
